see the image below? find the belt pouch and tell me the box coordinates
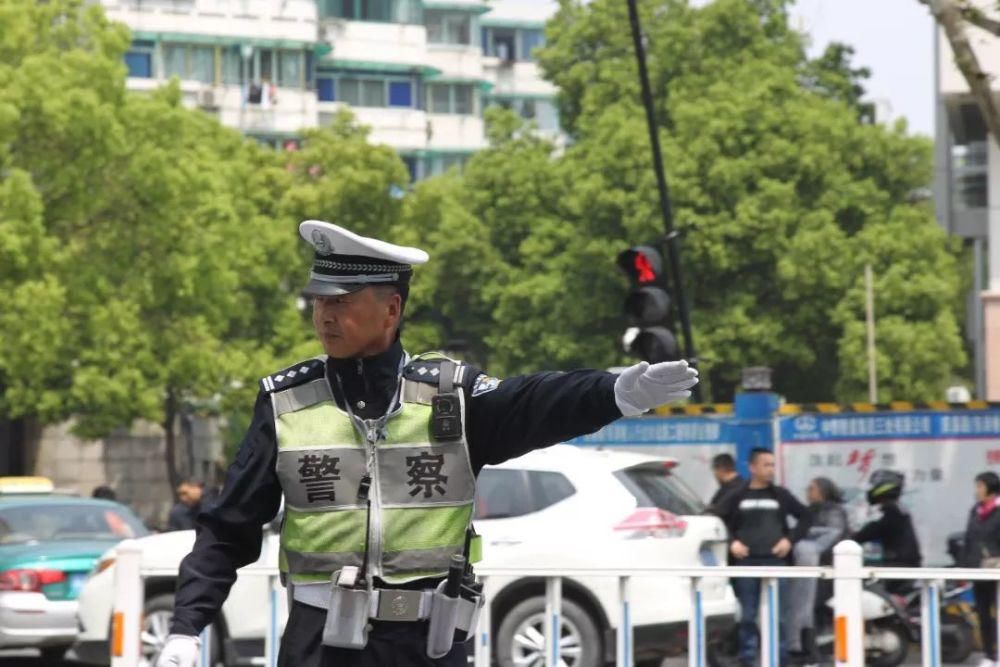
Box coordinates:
[425,580,461,658]
[322,570,371,649]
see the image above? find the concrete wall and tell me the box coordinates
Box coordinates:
[29,417,224,529]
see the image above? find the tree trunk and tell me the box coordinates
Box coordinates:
[927,0,1000,151]
[0,417,27,475]
[163,390,182,499]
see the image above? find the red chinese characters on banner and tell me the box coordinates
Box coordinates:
[988,450,1000,465]
[847,448,876,477]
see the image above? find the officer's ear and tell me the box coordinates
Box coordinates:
[375,286,403,327]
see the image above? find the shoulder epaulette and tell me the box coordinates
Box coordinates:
[403,352,472,386]
[260,357,326,393]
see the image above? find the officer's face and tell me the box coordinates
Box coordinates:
[313,288,402,358]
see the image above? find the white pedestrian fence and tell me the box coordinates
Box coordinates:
[108,540,1000,667]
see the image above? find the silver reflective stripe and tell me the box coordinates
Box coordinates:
[377,443,476,506]
[273,378,335,416]
[382,544,464,575]
[285,549,364,574]
[277,448,368,511]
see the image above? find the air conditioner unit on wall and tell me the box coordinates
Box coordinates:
[196,88,218,109]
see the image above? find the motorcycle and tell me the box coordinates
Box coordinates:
[708,582,910,667]
[814,582,910,667]
[893,580,976,665]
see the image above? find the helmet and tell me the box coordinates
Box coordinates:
[866,469,904,504]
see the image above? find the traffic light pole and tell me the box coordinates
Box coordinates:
[625,0,701,401]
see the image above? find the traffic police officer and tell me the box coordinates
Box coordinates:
[155,220,698,667]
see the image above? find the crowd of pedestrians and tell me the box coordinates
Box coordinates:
[708,450,928,667]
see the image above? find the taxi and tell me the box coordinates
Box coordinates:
[0,477,147,661]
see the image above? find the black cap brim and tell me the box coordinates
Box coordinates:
[302,279,368,297]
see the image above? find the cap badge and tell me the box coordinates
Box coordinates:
[311,229,335,256]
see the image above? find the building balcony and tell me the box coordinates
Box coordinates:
[483,58,554,97]
[426,113,486,151]
[424,44,486,80]
[319,102,429,150]
[320,19,428,70]
[125,78,319,135]
[101,0,318,43]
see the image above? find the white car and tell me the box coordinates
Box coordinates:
[74,445,735,667]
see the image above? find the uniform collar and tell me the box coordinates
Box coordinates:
[325,338,405,417]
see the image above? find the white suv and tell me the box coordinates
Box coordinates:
[74,445,735,667]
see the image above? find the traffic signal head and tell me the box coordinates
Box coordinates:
[631,326,679,364]
[624,285,670,323]
[616,245,662,285]
[616,244,680,363]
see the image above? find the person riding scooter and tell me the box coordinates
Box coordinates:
[853,470,921,593]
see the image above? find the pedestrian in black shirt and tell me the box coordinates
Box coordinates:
[708,453,743,516]
[720,447,806,667]
[166,479,206,532]
[962,471,1000,667]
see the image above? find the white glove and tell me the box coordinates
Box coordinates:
[614,360,699,416]
[154,634,200,667]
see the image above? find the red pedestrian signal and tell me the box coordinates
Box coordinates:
[633,252,657,284]
[616,245,680,363]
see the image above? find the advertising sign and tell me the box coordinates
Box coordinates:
[778,411,1000,565]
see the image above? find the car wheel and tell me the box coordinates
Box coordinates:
[141,593,222,667]
[496,596,601,667]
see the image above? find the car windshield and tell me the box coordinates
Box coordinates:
[616,465,706,516]
[0,503,147,544]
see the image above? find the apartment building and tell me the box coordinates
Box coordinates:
[100,0,560,179]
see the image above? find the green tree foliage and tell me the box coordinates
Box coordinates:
[406,0,965,402]
[0,1,402,475]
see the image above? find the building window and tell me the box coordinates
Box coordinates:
[427,84,476,115]
[488,97,560,131]
[163,44,186,79]
[482,27,516,61]
[388,81,413,107]
[260,48,274,84]
[535,99,559,131]
[424,154,469,176]
[339,78,384,106]
[278,50,303,88]
[162,43,215,83]
[520,29,545,60]
[426,10,475,45]
[319,74,416,108]
[221,46,243,85]
[401,156,418,182]
[318,0,422,23]
[124,51,152,78]
[191,46,214,83]
[482,27,544,61]
[317,77,335,102]
[305,52,315,89]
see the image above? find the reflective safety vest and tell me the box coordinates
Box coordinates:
[269,356,476,586]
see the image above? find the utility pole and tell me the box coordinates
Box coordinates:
[865,264,878,403]
[624,0,700,401]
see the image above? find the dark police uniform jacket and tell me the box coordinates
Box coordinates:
[170,338,621,636]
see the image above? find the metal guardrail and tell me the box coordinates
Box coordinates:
[109,541,1000,667]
